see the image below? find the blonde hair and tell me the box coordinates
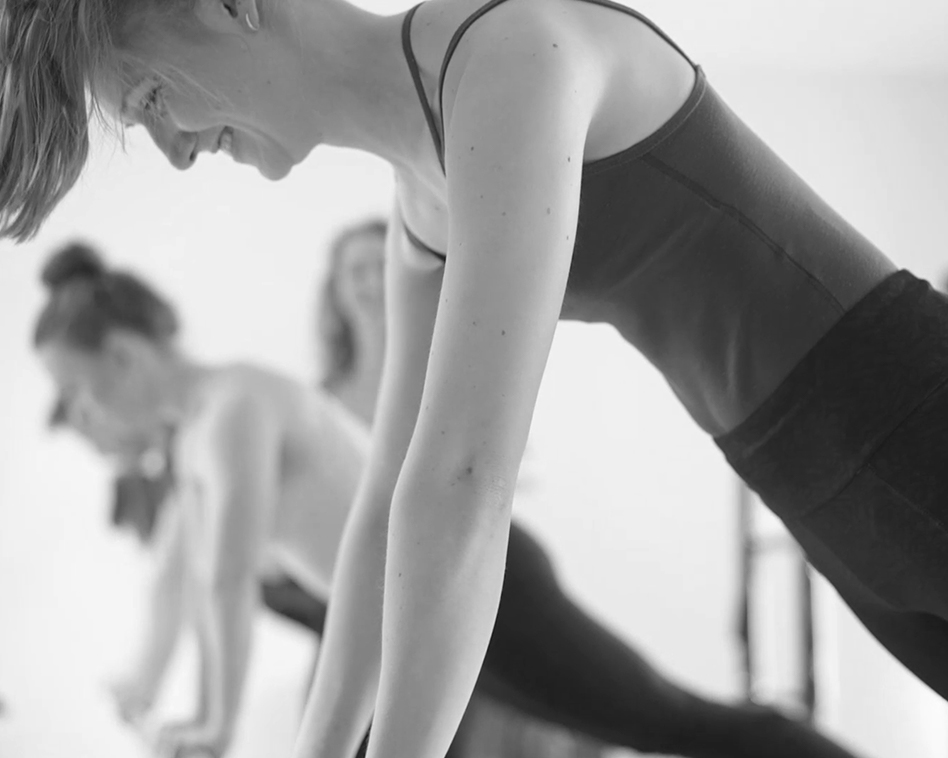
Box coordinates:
[0,0,188,241]
[317,217,388,389]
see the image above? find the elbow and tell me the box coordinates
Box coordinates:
[404,419,520,520]
[398,450,516,529]
[447,456,514,516]
[390,456,515,594]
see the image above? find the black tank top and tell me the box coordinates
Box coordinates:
[401,0,896,434]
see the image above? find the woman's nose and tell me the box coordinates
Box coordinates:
[146,119,198,170]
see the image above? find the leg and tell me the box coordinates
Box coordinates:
[475,523,862,758]
[721,277,948,705]
[260,575,329,634]
[779,470,948,700]
[449,690,606,758]
[771,370,948,702]
[260,575,327,705]
[846,604,948,701]
[260,575,471,758]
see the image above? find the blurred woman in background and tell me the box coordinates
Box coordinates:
[47,390,332,731]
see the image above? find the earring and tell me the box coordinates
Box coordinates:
[245,11,259,31]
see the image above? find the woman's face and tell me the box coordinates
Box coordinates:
[39,337,164,434]
[60,396,158,463]
[95,0,316,180]
[335,231,386,321]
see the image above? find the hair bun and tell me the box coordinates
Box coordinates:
[41,242,107,290]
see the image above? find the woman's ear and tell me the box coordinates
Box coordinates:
[238,0,262,32]
[193,0,261,34]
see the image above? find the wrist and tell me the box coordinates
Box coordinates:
[201,706,237,740]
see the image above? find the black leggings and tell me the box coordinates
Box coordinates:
[263,523,860,758]
[719,271,948,703]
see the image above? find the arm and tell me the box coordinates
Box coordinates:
[366,30,595,758]
[157,390,280,757]
[110,497,188,723]
[191,579,214,726]
[293,206,444,758]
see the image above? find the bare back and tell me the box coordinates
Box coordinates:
[172,363,369,600]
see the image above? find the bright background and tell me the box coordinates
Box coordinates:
[1,1,947,757]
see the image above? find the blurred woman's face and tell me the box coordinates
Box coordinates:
[38,336,165,433]
[59,396,158,465]
[336,232,386,321]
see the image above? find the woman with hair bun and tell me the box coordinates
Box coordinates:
[35,241,371,758]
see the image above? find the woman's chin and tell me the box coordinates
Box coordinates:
[254,157,294,181]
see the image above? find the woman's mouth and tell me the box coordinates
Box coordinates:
[217,127,234,155]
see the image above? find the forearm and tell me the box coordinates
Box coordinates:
[128,575,186,695]
[294,493,390,758]
[367,477,511,758]
[195,580,257,735]
[194,607,213,724]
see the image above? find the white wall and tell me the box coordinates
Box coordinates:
[1,37,948,758]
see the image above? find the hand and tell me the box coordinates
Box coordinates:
[107,674,156,725]
[152,719,232,758]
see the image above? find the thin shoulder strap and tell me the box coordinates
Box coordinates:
[402,216,448,261]
[432,0,695,174]
[435,0,513,171]
[402,4,447,172]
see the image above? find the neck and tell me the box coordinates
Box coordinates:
[331,313,386,422]
[277,0,427,167]
[351,313,386,377]
[155,351,210,424]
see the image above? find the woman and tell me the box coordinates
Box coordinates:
[47,389,331,726]
[3,2,942,757]
[35,242,369,757]
[36,242,863,758]
[317,219,388,427]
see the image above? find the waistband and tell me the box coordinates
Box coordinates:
[715,270,948,518]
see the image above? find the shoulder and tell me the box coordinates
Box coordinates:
[192,365,289,449]
[439,0,601,97]
[437,1,603,167]
[313,387,372,449]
